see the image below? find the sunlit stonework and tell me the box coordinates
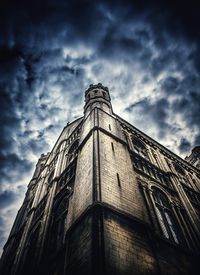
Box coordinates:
[1,84,200,275]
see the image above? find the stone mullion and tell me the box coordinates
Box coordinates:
[169,173,200,234]
[148,189,164,236]
[140,183,156,229]
[148,189,173,241]
[59,142,67,175]
[175,204,198,250]
[147,148,155,164]
[55,142,66,178]
[179,184,200,234]
[37,181,57,270]
[171,202,191,247]
[37,148,65,268]
[158,153,168,171]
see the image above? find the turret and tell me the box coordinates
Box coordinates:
[32,153,50,179]
[84,83,113,115]
[185,146,200,169]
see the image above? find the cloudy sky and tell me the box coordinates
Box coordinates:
[0,0,200,255]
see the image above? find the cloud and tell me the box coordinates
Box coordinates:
[179,138,191,154]
[0,190,16,209]
[0,0,200,255]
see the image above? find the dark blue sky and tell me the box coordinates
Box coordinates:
[0,0,200,254]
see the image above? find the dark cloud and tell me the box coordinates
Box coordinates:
[1,0,200,255]
[0,153,32,184]
[160,77,179,94]
[125,97,172,139]
[0,190,16,209]
[179,138,191,154]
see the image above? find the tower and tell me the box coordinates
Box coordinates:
[1,84,200,275]
[185,146,200,169]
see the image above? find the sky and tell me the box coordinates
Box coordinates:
[0,0,200,255]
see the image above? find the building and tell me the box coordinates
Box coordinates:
[185,146,200,170]
[1,83,200,275]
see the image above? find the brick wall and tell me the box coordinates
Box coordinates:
[104,210,156,275]
[66,214,92,275]
[99,131,149,223]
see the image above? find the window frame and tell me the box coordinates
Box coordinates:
[151,187,180,244]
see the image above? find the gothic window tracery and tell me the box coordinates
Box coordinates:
[33,196,47,222]
[58,163,76,191]
[132,154,171,187]
[48,170,55,185]
[51,193,70,250]
[132,137,149,160]
[151,150,161,168]
[173,162,191,185]
[122,130,129,145]
[182,185,200,208]
[67,139,79,164]
[173,163,186,176]
[23,224,41,273]
[48,155,58,173]
[152,188,179,243]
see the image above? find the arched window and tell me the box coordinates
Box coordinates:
[48,170,55,184]
[51,194,70,250]
[122,131,129,145]
[67,139,79,164]
[132,137,149,159]
[23,224,41,274]
[173,163,186,176]
[173,163,191,188]
[152,188,179,243]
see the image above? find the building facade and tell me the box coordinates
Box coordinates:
[1,83,200,275]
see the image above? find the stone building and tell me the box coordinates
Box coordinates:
[1,83,200,275]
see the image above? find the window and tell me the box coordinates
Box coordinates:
[173,163,186,176]
[67,139,79,164]
[152,188,179,243]
[33,196,47,222]
[48,170,55,185]
[51,194,69,250]
[151,150,160,168]
[122,131,129,145]
[57,161,76,191]
[132,155,171,187]
[23,224,41,274]
[183,185,200,206]
[132,137,149,159]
